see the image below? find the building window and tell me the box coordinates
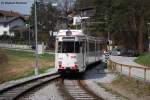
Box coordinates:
[3,31,8,35]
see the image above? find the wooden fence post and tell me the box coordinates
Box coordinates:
[115,63,117,70]
[144,68,146,81]
[112,62,114,71]
[109,60,112,70]
[113,63,116,72]
[129,66,131,77]
[121,64,122,72]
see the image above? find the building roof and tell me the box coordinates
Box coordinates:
[0,10,21,17]
[0,10,25,25]
[0,16,25,25]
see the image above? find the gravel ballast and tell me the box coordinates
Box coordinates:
[23,82,63,100]
[84,64,128,100]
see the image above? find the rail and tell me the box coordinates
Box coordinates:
[108,59,150,81]
[60,79,103,100]
[0,72,60,100]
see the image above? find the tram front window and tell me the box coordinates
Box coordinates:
[58,42,80,53]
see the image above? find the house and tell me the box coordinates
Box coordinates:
[0,10,26,36]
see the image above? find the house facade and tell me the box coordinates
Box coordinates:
[0,24,9,36]
[0,10,26,36]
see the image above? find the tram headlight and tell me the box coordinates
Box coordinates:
[75,64,78,68]
[74,62,78,68]
[58,61,62,68]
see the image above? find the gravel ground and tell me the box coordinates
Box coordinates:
[23,82,63,100]
[84,64,127,100]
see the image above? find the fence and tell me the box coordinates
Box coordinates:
[108,59,150,81]
[0,43,31,49]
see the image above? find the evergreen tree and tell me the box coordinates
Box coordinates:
[76,0,150,52]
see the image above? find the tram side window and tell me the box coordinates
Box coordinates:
[58,42,62,53]
[80,42,85,53]
[89,42,95,52]
[75,42,80,53]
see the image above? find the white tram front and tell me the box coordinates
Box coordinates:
[55,29,102,73]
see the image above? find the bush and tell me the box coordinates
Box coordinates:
[0,48,8,64]
[135,53,150,67]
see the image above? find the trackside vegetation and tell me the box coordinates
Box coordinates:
[135,53,150,67]
[98,75,150,99]
[0,49,54,83]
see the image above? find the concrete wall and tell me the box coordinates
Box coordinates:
[0,43,30,49]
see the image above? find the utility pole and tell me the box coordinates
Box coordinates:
[29,21,31,46]
[26,22,31,46]
[34,0,39,76]
[107,24,110,51]
[147,23,150,52]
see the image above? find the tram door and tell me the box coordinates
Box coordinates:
[83,41,86,70]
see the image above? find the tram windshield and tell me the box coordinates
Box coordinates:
[58,42,80,53]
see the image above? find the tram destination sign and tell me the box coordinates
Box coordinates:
[63,37,75,41]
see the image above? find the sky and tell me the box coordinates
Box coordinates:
[0,0,76,15]
[0,0,34,15]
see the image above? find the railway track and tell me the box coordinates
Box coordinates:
[60,78,104,100]
[0,73,60,100]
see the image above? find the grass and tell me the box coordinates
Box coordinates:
[135,53,150,67]
[99,74,150,99]
[112,75,150,97]
[0,49,8,64]
[0,49,55,83]
[5,49,54,60]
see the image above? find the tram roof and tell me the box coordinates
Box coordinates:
[57,29,106,43]
[58,30,84,36]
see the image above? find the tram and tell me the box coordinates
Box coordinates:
[55,29,103,73]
